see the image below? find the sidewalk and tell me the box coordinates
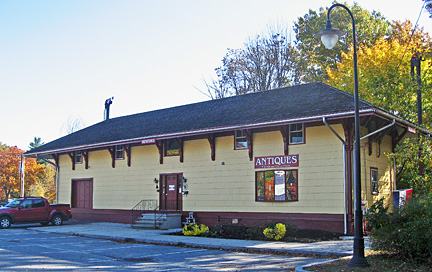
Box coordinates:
[29,221,369,258]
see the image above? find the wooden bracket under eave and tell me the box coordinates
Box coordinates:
[279,126,289,155]
[52,154,60,169]
[107,147,115,168]
[377,139,382,158]
[156,140,164,164]
[392,128,408,152]
[175,138,184,163]
[82,150,89,169]
[207,134,216,161]
[124,144,132,167]
[67,152,75,171]
[244,129,253,161]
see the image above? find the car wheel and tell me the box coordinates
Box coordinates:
[51,215,63,226]
[0,217,11,229]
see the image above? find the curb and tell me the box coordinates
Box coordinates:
[295,256,352,271]
[62,231,350,258]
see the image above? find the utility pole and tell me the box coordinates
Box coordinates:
[411,53,423,125]
[410,53,424,178]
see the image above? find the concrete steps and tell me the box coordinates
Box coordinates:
[132,213,182,230]
[132,213,166,229]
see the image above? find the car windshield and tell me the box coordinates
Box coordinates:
[5,199,23,208]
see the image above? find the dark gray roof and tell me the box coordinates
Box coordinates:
[27,82,376,155]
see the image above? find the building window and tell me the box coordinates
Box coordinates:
[75,151,83,164]
[256,170,298,202]
[289,123,304,144]
[371,168,378,194]
[235,130,248,149]
[165,139,179,156]
[115,145,124,160]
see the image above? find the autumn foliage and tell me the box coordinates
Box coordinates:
[0,143,47,202]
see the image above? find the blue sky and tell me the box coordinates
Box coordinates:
[0,0,430,150]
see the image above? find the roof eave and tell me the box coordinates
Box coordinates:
[28,108,415,157]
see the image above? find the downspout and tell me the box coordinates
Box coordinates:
[323,117,348,235]
[360,119,396,141]
[20,156,26,198]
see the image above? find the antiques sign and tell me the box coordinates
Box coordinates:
[255,155,299,169]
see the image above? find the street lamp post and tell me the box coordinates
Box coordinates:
[315,3,369,267]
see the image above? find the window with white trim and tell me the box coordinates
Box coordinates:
[75,151,83,164]
[235,130,248,149]
[371,168,378,194]
[289,123,304,144]
[115,145,124,160]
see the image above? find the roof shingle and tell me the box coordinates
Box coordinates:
[27,82,375,154]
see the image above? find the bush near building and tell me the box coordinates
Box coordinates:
[367,194,432,264]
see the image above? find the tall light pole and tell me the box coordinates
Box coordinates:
[315,3,369,267]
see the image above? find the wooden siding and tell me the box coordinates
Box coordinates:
[57,124,393,216]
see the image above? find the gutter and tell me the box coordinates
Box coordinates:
[374,109,430,135]
[25,109,377,157]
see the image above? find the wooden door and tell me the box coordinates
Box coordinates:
[71,179,93,209]
[159,174,182,211]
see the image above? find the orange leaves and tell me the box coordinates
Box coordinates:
[0,143,46,200]
[325,20,432,128]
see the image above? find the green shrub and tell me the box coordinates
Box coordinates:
[364,197,390,230]
[263,223,286,241]
[369,194,432,263]
[182,223,209,236]
[208,224,249,239]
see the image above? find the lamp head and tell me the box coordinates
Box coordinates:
[314,19,345,49]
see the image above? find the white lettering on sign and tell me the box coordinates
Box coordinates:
[141,138,156,145]
[169,185,175,191]
[255,155,299,169]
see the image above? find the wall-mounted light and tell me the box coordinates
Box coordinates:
[154,178,159,191]
[182,177,187,183]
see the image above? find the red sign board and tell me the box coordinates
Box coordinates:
[255,155,299,169]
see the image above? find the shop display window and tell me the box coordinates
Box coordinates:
[256,169,298,202]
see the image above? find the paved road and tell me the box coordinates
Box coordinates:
[0,226,327,271]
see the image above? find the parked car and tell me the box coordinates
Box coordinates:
[0,197,72,229]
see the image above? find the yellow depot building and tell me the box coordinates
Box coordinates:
[25,82,426,235]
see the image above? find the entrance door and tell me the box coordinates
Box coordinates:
[159,174,182,211]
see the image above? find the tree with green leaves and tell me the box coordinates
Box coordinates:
[293,1,390,82]
[389,136,432,194]
[27,138,56,202]
[325,20,432,129]
[28,137,44,151]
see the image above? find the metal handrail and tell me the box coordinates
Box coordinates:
[132,199,182,228]
[131,199,158,225]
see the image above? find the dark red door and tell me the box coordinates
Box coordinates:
[71,179,93,209]
[160,174,182,211]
